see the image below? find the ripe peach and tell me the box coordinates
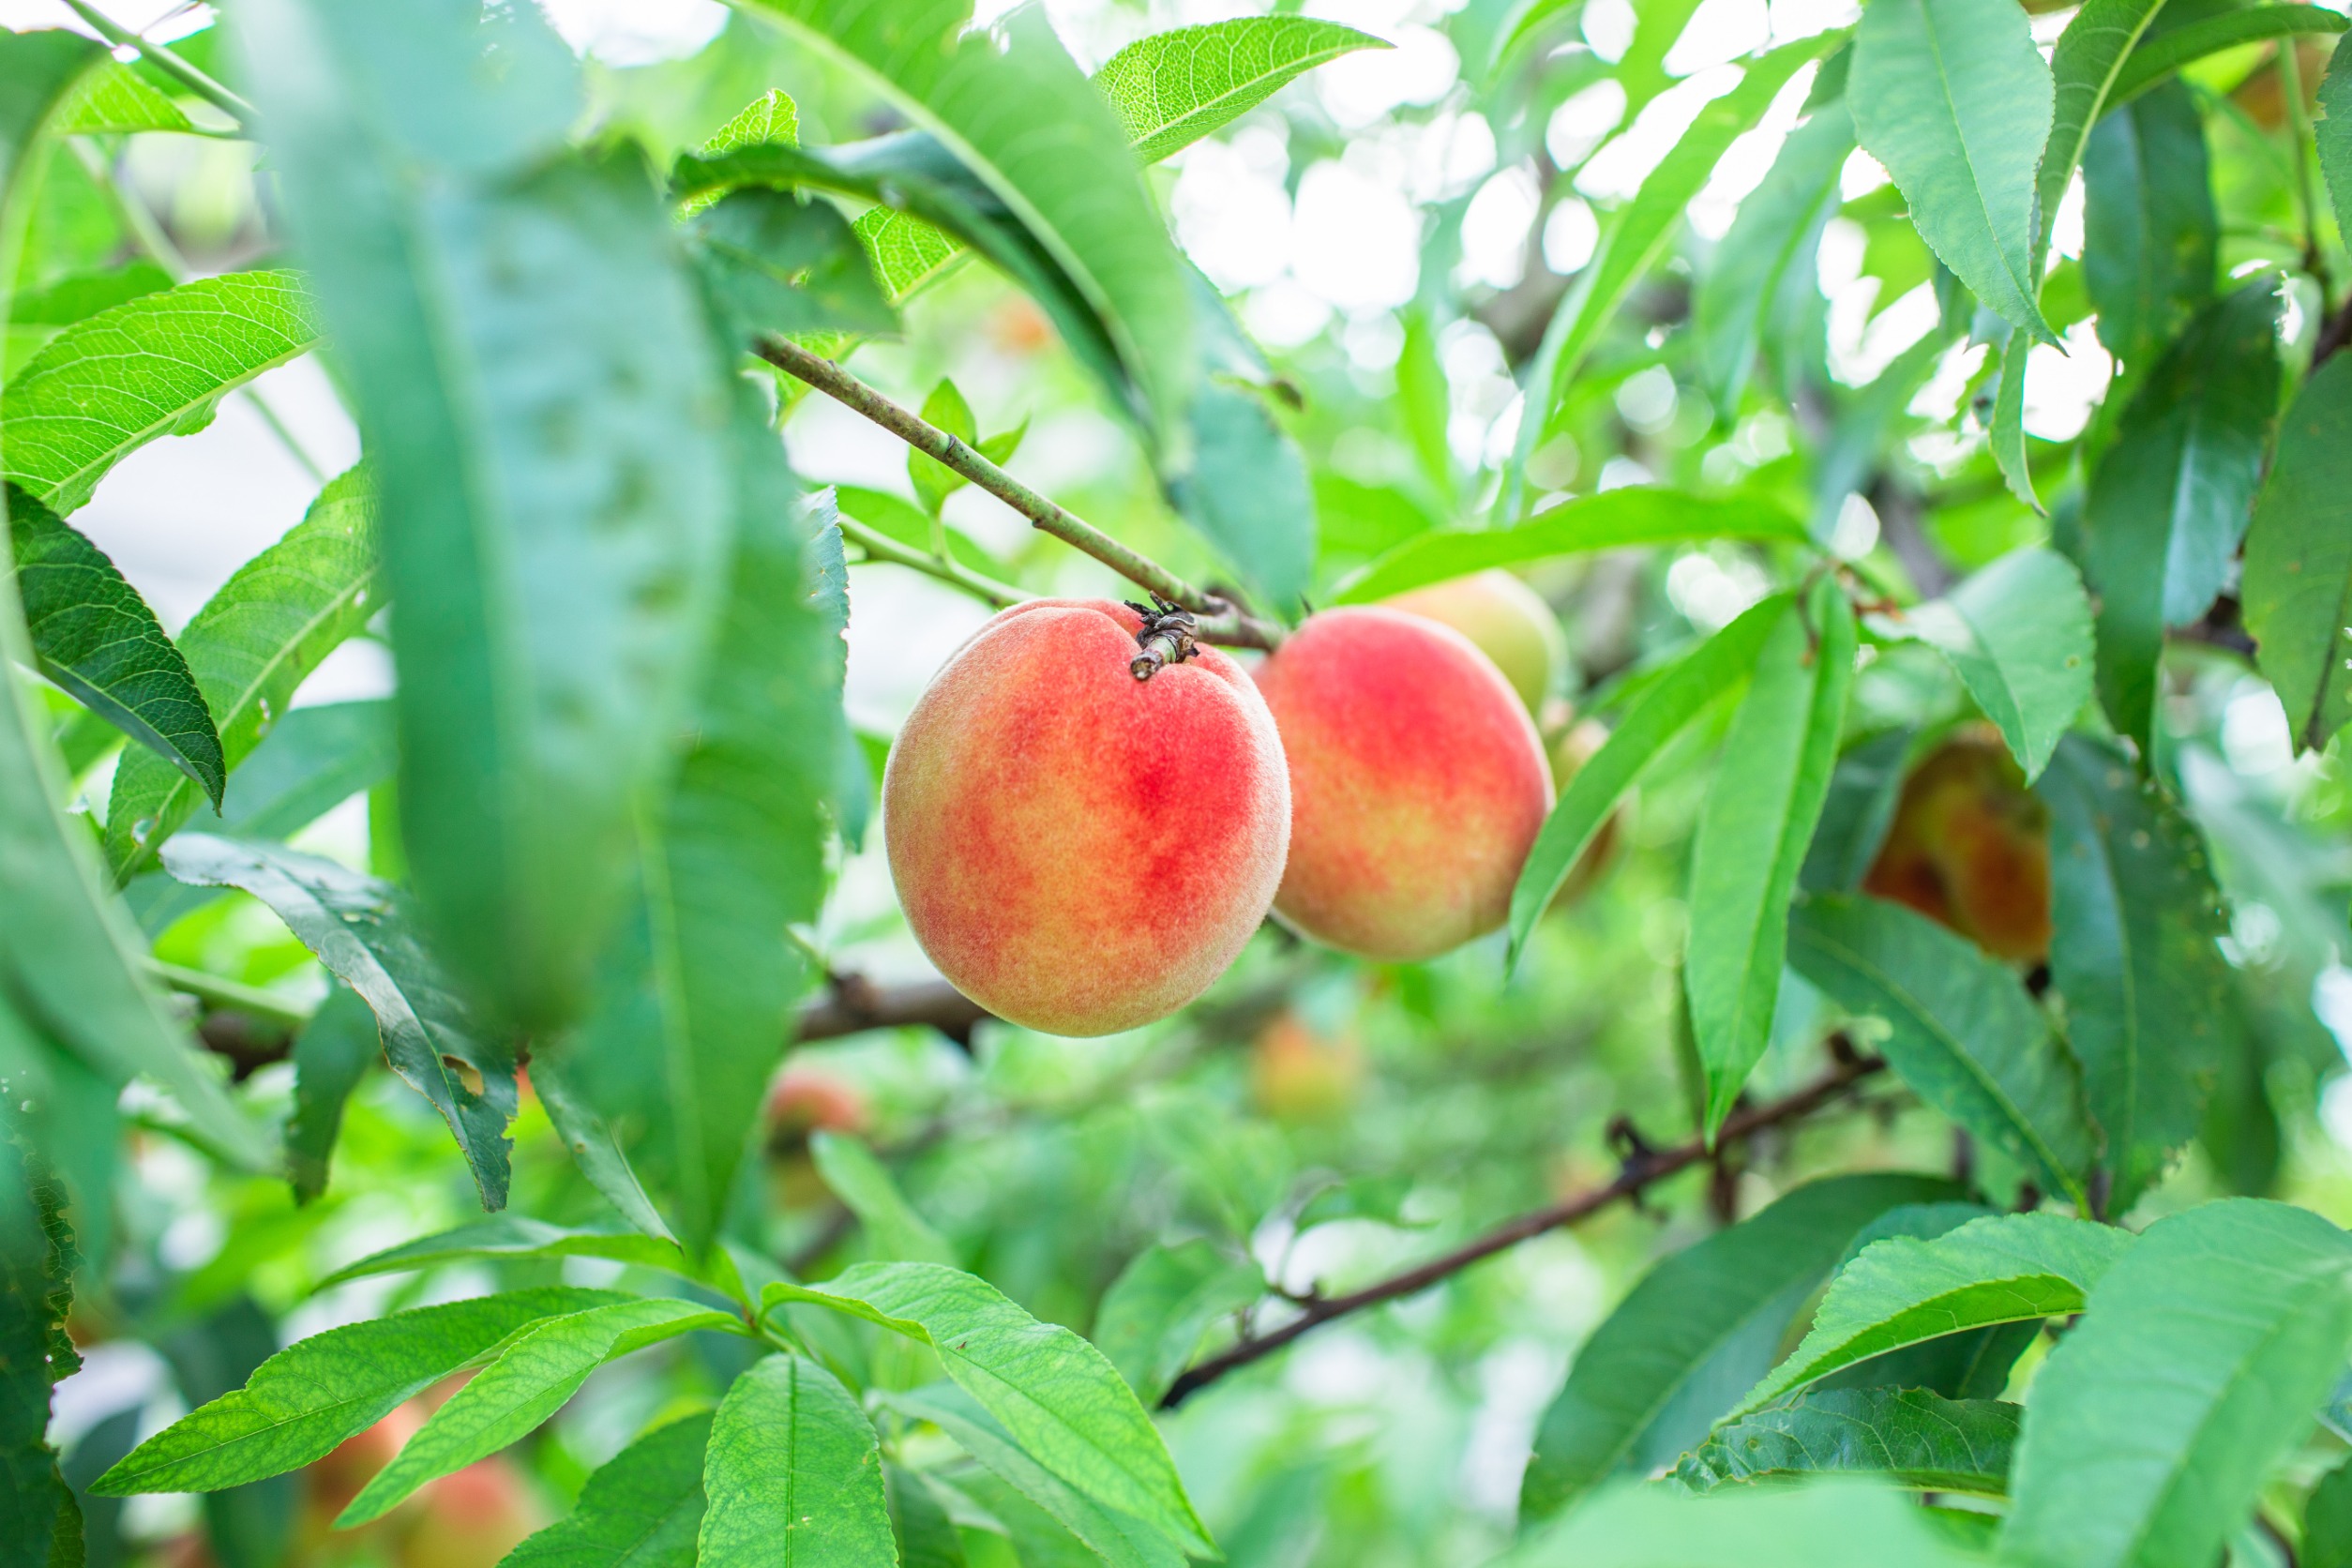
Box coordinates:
[765,1063,868,1138]
[1383,570,1565,715]
[1250,1011,1363,1121]
[398,1457,545,1568]
[883,599,1290,1035]
[1254,607,1553,961]
[1862,732,2052,963]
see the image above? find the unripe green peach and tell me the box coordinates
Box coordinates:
[1383,569,1565,714]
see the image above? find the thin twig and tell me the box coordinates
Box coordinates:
[62,0,257,131]
[758,336,1285,652]
[1159,1050,1891,1408]
[836,513,1028,610]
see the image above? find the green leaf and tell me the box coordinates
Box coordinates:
[8,261,173,327]
[1807,1202,2039,1401]
[2243,354,2352,753]
[285,983,376,1203]
[2323,39,2352,245]
[158,834,519,1209]
[2308,1456,2352,1568]
[1989,330,2040,513]
[2083,80,2217,370]
[1341,490,1807,605]
[8,483,221,802]
[1094,17,1387,164]
[852,206,965,304]
[103,463,380,879]
[704,88,797,157]
[52,60,193,135]
[2039,735,2231,1210]
[836,484,1006,577]
[1695,100,1853,410]
[688,186,894,342]
[91,1289,618,1496]
[1509,595,1792,969]
[0,270,320,514]
[1892,546,2093,782]
[1168,379,1314,613]
[1734,1212,2132,1415]
[1849,0,2056,344]
[341,1297,740,1527]
[321,1215,692,1289]
[1508,1477,1992,1567]
[2038,0,2169,275]
[762,1261,1212,1557]
[240,2,739,1033]
[1092,1241,1265,1406]
[698,1354,893,1568]
[528,1052,678,1245]
[1789,894,2096,1205]
[910,379,977,517]
[809,1132,956,1266]
[2004,1200,2352,1568]
[1687,587,1855,1135]
[1517,1172,1962,1520]
[2106,6,2349,110]
[503,1410,712,1568]
[0,1142,83,1568]
[0,30,102,200]
[879,1384,1183,1568]
[884,1461,967,1568]
[2083,279,2280,752]
[1678,1389,2020,1497]
[1801,728,1917,897]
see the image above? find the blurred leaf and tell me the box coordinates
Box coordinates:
[1696,100,1852,410]
[504,1410,712,1568]
[8,484,221,803]
[2243,355,2352,752]
[688,187,894,342]
[2324,40,2352,240]
[2040,733,2234,1211]
[1517,1172,1961,1520]
[1340,490,1807,604]
[1851,0,2055,342]
[159,834,520,1209]
[2309,1457,2352,1568]
[2039,0,2169,273]
[1735,1213,2132,1415]
[2106,5,2349,109]
[1511,594,1791,968]
[701,1355,891,1568]
[104,463,380,879]
[1094,17,1385,163]
[0,29,101,194]
[0,1145,83,1568]
[285,983,376,1204]
[1509,1478,1988,1566]
[0,997,119,1266]
[1168,379,1314,613]
[2004,1200,2352,1568]
[810,1132,957,1266]
[529,1053,679,1244]
[1892,547,2093,781]
[0,270,319,514]
[1312,473,1438,565]
[52,60,192,134]
[2083,280,2279,752]
[1989,329,2038,512]
[1092,1241,1264,1406]
[911,379,977,516]
[242,1,740,1033]
[836,484,1006,577]
[1679,1389,2020,1496]
[1688,588,1855,1134]
[1394,309,1453,502]
[885,1461,968,1568]
[764,1262,1212,1557]
[92,1289,620,1496]
[341,1297,741,1526]
[704,87,796,156]
[1801,728,1917,895]
[1789,893,2095,1205]
[8,261,172,325]
[322,1215,694,1289]
[2083,80,2216,371]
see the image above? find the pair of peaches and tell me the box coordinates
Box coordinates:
[882,572,1576,1036]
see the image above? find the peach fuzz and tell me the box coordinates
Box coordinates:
[883,598,1290,1035]
[1383,569,1565,715]
[1254,607,1553,961]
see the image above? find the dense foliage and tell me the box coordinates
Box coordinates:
[6,0,2352,1564]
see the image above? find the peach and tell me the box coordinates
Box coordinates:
[399,1458,545,1568]
[764,1063,869,1138]
[1250,1011,1363,1121]
[1862,731,2052,963]
[1254,608,1553,961]
[883,599,1290,1035]
[1383,570,1565,715]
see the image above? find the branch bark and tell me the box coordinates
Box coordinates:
[1158,1049,1891,1408]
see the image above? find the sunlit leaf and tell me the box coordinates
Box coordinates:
[1890,546,2093,781]
[321,1215,693,1289]
[699,1354,893,1568]
[1509,1478,1989,1566]
[2038,0,2169,271]
[1094,17,1386,164]
[52,60,193,135]
[2106,5,2348,110]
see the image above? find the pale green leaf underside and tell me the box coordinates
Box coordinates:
[1897,545,2093,782]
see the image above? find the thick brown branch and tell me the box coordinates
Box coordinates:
[1159,1050,1890,1408]
[756,336,1284,653]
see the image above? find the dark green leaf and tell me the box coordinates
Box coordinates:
[885,1461,967,1568]
[2039,0,2170,273]
[502,1411,712,1568]
[2323,38,2352,244]
[2083,80,2217,370]
[1094,18,1386,164]
[2004,1200,2352,1568]
[1735,1212,2131,1414]
[1342,490,1806,604]
[1808,1202,2038,1401]
[1510,594,1792,968]
[688,187,894,341]
[1850,0,2056,343]
[698,1354,893,1568]
[2083,280,2279,752]
[321,1215,692,1289]
[104,463,380,879]
[0,1146,83,1568]
[1801,729,1917,896]
[809,1132,956,1266]
[8,484,221,803]
[0,271,320,514]
[92,1289,620,1496]
[2308,1456,2352,1568]
[285,983,376,1204]
[1696,100,1852,410]
[1688,587,1855,1134]
[1508,1477,1990,1566]
[1168,380,1314,613]
[2243,354,2352,752]
[1092,1241,1264,1406]
[528,1052,678,1245]
[241,1,739,1033]
[158,834,519,1209]
[1517,1172,1962,1520]
[1678,1389,2020,1497]
[2039,733,2233,1211]
[1789,893,2095,1205]
[2106,6,2348,110]
[1893,546,2094,781]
